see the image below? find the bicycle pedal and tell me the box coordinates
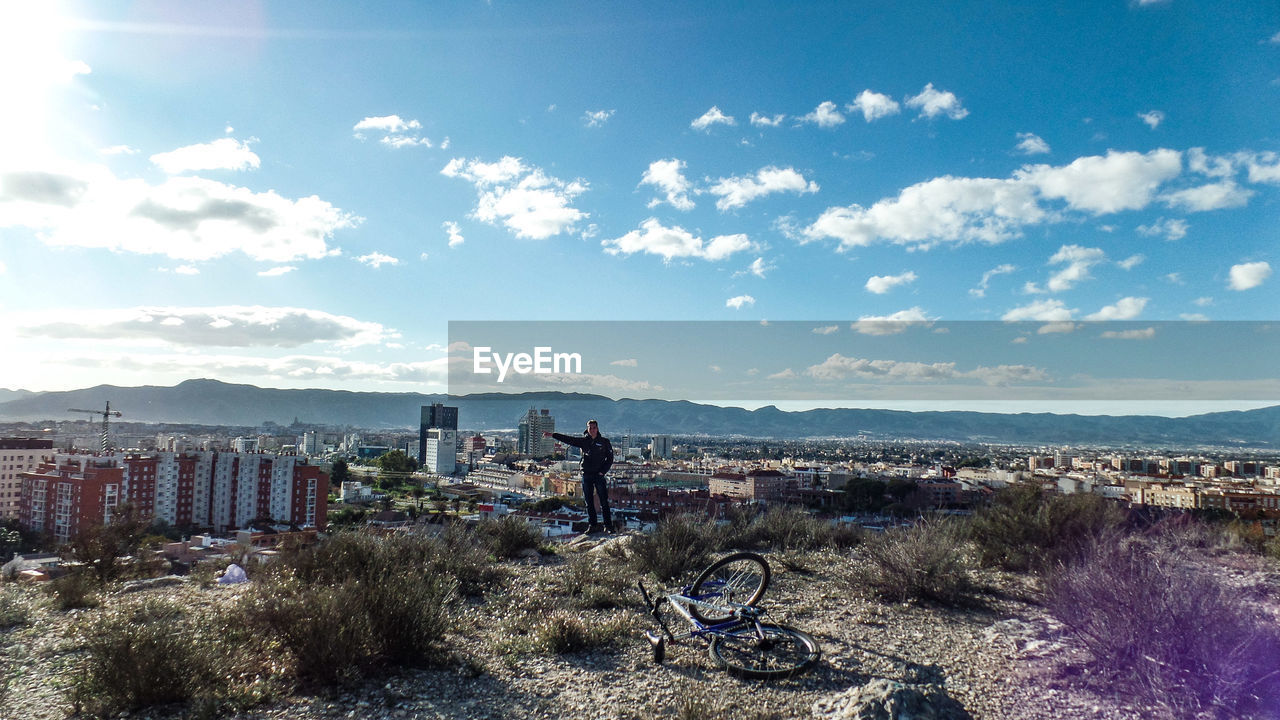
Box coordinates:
[644,630,666,665]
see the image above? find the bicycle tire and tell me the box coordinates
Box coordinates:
[688,551,770,624]
[708,623,820,679]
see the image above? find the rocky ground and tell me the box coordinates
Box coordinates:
[2,534,1277,720]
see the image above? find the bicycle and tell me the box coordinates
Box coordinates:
[636,551,821,679]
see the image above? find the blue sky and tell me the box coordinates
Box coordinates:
[1,1,1278,414]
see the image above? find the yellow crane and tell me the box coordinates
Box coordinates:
[68,401,123,453]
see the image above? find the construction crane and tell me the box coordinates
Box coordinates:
[68,402,123,453]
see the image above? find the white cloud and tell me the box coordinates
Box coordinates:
[726,294,755,310]
[1001,299,1074,322]
[441,156,587,239]
[1180,313,1209,321]
[603,218,753,262]
[354,115,421,134]
[174,265,199,275]
[1228,261,1272,291]
[1271,31,1280,44]
[865,270,918,294]
[812,325,839,335]
[1161,181,1254,211]
[1137,217,1189,241]
[1045,244,1107,292]
[353,115,431,148]
[1015,133,1050,155]
[1100,328,1156,340]
[443,221,464,248]
[852,307,933,335]
[1165,273,1183,284]
[969,263,1017,297]
[257,266,295,277]
[847,90,901,122]
[767,368,796,380]
[1193,296,1213,307]
[1084,296,1148,320]
[610,358,638,367]
[583,109,615,127]
[750,112,785,127]
[905,83,968,120]
[799,101,845,128]
[709,166,819,211]
[805,353,1047,385]
[150,138,260,174]
[356,251,399,268]
[745,257,773,278]
[640,158,695,211]
[804,174,1041,250]
[1138,110,1165,129]
[0,162,357,262]
[1240,151,1280,183]
[100,145,139,156]
[15,306,390,348]
[691,106,736,131]
[1117,254,1145,270]
[1017,149,1183,215]
[1187,148,1236,178]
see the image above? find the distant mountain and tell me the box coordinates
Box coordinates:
[0,389,35,404]
[0,378,1277,447]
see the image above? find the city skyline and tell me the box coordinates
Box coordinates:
[1,1,1277,415]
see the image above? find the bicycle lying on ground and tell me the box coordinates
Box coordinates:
[636,551,821,679]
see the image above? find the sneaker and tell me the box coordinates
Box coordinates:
[586,523,604,535]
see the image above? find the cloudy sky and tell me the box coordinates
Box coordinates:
[1,1,1277,413]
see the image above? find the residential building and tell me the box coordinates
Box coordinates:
[423,427,457,475]
[517,408,555,456]
[650,435,673,460]
[18,450,328,541]
[0,438,54,521]
[418,403,458,466]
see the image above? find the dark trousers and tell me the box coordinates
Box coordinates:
[582,472,611,526]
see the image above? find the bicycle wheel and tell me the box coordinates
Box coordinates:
[708,623,820,679]
[688,551,770,624]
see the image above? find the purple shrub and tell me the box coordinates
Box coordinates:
[1045,534,1280,719]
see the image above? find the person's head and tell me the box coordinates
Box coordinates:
[586,419,599,437]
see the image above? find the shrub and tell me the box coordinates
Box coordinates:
[970,485,1125,571]
[47,570,100,610]
[746,506,862,552]
[70,598,271,718]
[854,517,981,606]
[532,609,635,655]
[1045,535,1280,718]
[562,554,632,610]
[478,515,543,559]
[629,513,722,582]
[0,586,32,629]
[246,530,459,686]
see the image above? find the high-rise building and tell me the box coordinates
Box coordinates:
[517,408,555,456]
[419,403,458,465]
[422,428,457,475]
[651,435,674,460]
[0,438,54,521]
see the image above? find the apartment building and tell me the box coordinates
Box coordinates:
[0,438,54,521]
[18,450,328,541]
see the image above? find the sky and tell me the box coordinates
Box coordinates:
[1,1,1278,415]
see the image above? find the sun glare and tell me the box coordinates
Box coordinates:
[0,2,86,158]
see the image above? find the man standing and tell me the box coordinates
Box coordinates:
[547,420,615,534]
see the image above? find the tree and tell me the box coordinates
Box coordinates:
[66,502,152,584]
[375,450,417,474]
[330,457,351,485]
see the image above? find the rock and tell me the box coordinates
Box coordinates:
[811,679,972,720]
[120,575,188,593]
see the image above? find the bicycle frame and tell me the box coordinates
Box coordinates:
[637,579,769,657]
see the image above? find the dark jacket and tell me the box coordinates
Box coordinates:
[551,431,614,475]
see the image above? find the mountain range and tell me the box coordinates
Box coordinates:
[0,378,1277,448]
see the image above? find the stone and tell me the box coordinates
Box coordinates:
[811,679,972,720]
